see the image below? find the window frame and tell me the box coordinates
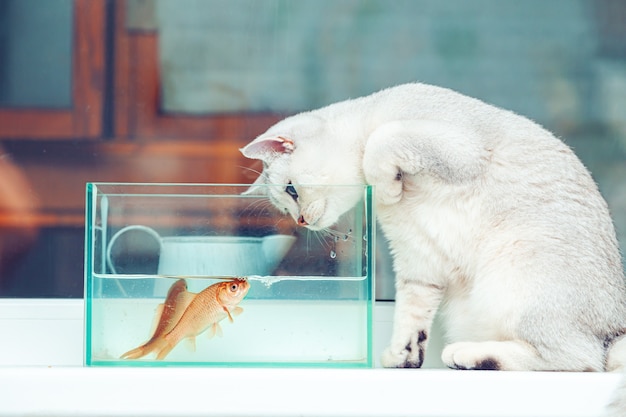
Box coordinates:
[0,0,106,140]
[112,0,280,141]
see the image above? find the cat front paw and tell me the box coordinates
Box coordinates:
[381,343,424,368]
[363,141,405,206]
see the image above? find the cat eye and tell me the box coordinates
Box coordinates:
[285,182,299,201]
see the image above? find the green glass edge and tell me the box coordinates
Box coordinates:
[84,182,94,366]
[86,360,371,368]
[365,184,375,368]
[84,183,375,368]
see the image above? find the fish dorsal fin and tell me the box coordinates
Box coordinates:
[178,291,196,311]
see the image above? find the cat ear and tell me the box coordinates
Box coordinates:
[240,135,295,161]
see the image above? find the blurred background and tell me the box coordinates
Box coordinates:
[0,0,624,298]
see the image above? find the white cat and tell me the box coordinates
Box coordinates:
[240,83,626,371]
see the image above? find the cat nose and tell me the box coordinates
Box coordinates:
[297,215,309,226]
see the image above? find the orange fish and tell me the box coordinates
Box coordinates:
[121,278,194,360]
[121,278,250,360]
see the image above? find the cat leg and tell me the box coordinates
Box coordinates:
[363,120,487,205]
[381,278,444,368]
[441,340,545,371]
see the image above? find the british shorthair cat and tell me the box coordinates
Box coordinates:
[241,83,626,371]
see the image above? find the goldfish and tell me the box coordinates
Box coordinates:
[121,278,194,360]
[121,278,250,360]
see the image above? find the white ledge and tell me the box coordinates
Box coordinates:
[0,367,621,417]
[0,299,622,416]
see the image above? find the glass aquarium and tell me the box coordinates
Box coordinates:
[84,183,374,367]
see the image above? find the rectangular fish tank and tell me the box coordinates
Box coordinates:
[84,183,374,367]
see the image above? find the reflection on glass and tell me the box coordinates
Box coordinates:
[156,0,599,125]
[0,0,73,108]
[153,0,626,298]
[0,0,625,300]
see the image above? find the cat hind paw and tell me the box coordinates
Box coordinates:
[442,342,501,370]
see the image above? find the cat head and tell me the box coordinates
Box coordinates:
[240,114,364,231]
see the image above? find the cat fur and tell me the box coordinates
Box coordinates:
[240,83,626,372]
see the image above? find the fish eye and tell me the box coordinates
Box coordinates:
[285,181,298,202]
[230,283,238,292]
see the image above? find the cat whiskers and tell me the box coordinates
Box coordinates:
[318,227,354,242]
[241,196,294,233]
[237,164,263,177]
[239,198,272,220]
[303,226,354,256]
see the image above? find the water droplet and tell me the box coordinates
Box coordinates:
[343,234,349,241]
[347,229,352,235]
[334,236,339,242]
[363,235,368,241]
[330,250,337,259]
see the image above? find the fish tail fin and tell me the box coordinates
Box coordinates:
[120,345,148,360]
[121,337,168,360]
[155,339,176,360]
[120,340,153,360]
